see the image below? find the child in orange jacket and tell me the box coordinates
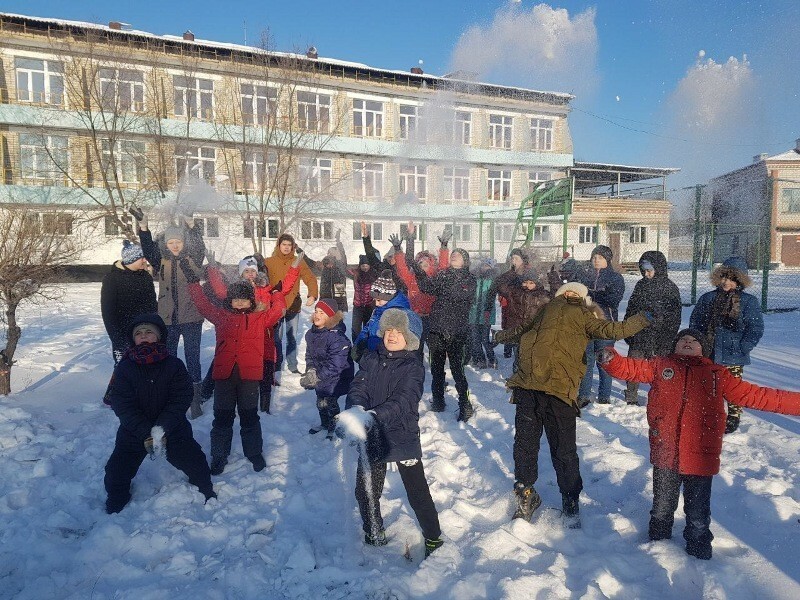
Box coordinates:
[600,329,800,559]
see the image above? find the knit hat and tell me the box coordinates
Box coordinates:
[555,282,589,299]
[378,308,423,352]
[127,313,167,345]
[238,256,259,276]
[358,254,370,266]
[164,226,184,243]
[451,248,470,268]
[509,248,528,263]
[225,281,256,312]
[384,247,397,260]
[370,269,397,301]
[520,268,539,283]
[640,259,654,272]
[673,328,712,358]
[121,240,144,265]
[591,245,613,264]
[315,298,337,318]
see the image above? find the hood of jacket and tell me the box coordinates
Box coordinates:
[639,250,669,278]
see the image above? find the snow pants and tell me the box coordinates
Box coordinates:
[210,365,262,462]
[512,388,583,499]
[355,457,441,541]
[259,360,275,413]
[650,466,713,554]
[315,394,342,432]
[104,421,213,511]
[469,323,496,367]
[428,332,469,402]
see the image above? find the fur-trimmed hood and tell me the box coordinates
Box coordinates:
[319,310,345,330]
[711,257,752,289]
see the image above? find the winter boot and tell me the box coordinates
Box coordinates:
[430,397,446,412]
[457,394,474,422]
[364,529,388,547]
[248,454,266,472]
[685,540,712,560]
[648,517,673,541]
[209,456,227,476]
[189,383,204,420]
[577,397,591,409]
[562,494,581,529]
[200,363,215,400]
[105,492,131,515]
[424,538,444,558]
[725,413,740,434]
[310,407,330,435]
[512,482,542,521]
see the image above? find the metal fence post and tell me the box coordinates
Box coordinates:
[478,211,484,256]
[691,184,702,304]
[761,175,773,312]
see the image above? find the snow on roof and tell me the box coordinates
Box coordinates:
[765,148,800,162]
[1,12,574,103]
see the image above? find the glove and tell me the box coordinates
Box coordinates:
[113,349,124,365]
[437,229,452,248]
[299,368,319,390]
[388,233,402,252]
[254,273,268,287]
[597,347,615,365]
[182,214,195,229]
[350,345,362,363]
[205,249,219,268]
[179,257,200,284]
[292,251,305,269]
[128,205,144,222]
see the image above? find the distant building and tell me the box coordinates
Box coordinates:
[709,140,800,267]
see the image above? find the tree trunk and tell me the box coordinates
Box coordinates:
[1,302,21,395]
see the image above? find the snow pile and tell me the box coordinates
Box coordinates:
[334,406,374,442]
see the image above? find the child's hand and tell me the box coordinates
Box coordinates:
[597,347,615,365]
[299,368,319,389]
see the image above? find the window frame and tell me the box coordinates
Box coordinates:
[579,225,598,244]
[296,90,331,133]
[352,161,384,199]
[175,146,216,182]
[353,221,383,241]
[780,187,800,213]
[300,220,334,241]
[173,75,214,120]
[352,99,384,137]
[453,110,471,145]
[488,114,513,149]
[241,83,278,126]
[530,118,554,151]
[629,225,648,244]
[298,156,333,195]
[487,169,512,202]
[443,167,470,202]
[99,68,145,112]
[19,133,69,183]
[398,164,427,200]
[100,139,147,184]
[15,57,64,106]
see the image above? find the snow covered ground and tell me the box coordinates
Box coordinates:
[1,281,799,599]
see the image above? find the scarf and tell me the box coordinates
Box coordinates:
[124,342,170,365]
[706,288,741,350]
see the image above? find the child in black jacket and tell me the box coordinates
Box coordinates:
[104,314,214,514]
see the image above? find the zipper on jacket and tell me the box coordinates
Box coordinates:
[673,365,691,471]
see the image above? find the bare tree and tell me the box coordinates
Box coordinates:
[0,204,87,394]
[213,34,348,253]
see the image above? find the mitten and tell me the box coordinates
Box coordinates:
[597,347,615,365]
[388,233,402,252]
[437,229,452,248]
[299,368,319,390]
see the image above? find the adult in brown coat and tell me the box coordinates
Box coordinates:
[493,282,651,527]
[264,233,319,373]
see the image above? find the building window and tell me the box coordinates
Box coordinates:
[104,215,120,236]
[444,167,470,202]
[101,140,146,184]
[42,213,73,235]
[399,104,423,141]
[528,171,553,194]
[15,57,64,106]
[530,118,554,151]
[398,165,427,200]
[173,76,214,119]
[192,217,219,238]
[444,223,471,242]
[487,169,512,202]
[19,134,68,182]
[353,161,384,199]
[241,84,277,126]
[453,111,471,145]
[297,91,330,132]
[243,150,277,190]
[353,222,383,241]
[579,226,598,244]
[298,157,332,195]
[176,146,216,182]
[780,188,800,213]
[352,99,383,137]
[99,68,144,112]
[533,225,551,242]
[243,218,265,239]
[402,223,425,239]
[629,226,647,244]
[488,114,513,149]
[494,223,519,242]
[301,220,334,240]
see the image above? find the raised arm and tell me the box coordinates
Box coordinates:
[601,348,656,384]
[138,228,161,269]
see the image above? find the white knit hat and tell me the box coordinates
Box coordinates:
[238,256,258,276]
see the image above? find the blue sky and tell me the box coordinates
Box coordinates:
[6,0,799,186]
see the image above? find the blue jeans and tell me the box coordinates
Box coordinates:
[578,339,614,402]
[166,321,203,382]
[275,311,300,372]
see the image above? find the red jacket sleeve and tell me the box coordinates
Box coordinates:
[188,282,226,325]
[602,349,657,384]
[720,371,800,415]
[279,265,300,298]
[438,247,449,270]
[258,291,286,330]
[207,266,227,300]
[394,251,416,289]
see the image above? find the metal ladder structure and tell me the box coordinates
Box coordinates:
[507,176,575,257]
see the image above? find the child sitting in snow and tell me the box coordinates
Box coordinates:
[185,260,286,476]
[599,329,800,560]
[337,308,443,558]
[300,299,355,439]
[104,314,214,514]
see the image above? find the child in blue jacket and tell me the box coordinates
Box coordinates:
[300,299,355,438]
[351,269,411,362]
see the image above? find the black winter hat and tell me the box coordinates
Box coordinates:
[673,328,712,358]
[358,254,370,266]
[591,245,613,264]
[127,313,168,345]
[225,281,256,312]
[451,248,470,268]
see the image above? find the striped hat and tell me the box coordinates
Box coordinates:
[370,269,397,301]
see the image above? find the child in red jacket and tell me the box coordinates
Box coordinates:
[600,329,800,560]
[184,259,286,476]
